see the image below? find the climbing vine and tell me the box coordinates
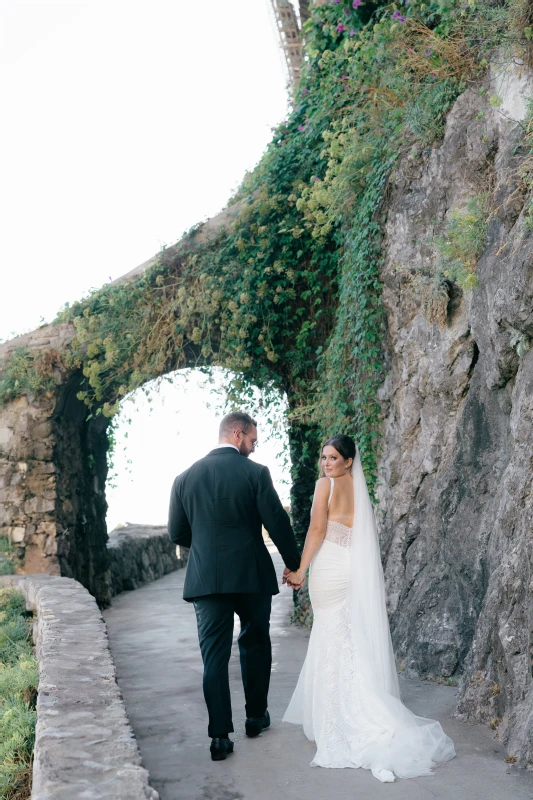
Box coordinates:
[0,0,515,502]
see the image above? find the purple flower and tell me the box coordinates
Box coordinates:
[332,0,341,4]
[352,0,362,7]
[336,22,347,32]
[343,84,350,90]
[424,48,432,56]
[349,28,356,36]
[391,10,406,21]
[314,176,321,182]
[302,87,310,95]
[298,124,306,131]
[341,74,349,79]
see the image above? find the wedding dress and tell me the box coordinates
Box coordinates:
[283,448,456,782]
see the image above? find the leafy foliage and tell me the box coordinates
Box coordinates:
[0,540,14,578]
[0,0,513,502]
[0,349,58,405]
[0,589,38,800]
[434,195,488,291]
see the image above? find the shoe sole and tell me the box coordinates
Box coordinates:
[245,722,270,738]
[211,745,234,761]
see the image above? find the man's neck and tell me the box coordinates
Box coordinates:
[214,442,239,452]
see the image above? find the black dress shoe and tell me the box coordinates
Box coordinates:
[210,737,234,761]
[245,710,271,738]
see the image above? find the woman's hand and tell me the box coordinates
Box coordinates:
[287,569,306,589]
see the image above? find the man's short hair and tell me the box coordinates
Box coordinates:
[219,411,257,439]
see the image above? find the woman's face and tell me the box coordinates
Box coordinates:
[321,445,352,478]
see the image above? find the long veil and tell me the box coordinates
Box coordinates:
[346,446,456,777]
[350,445,400,699]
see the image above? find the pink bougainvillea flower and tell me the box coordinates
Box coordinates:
[298,125,306,131]
[344,84,350,90]
[341,74,349,79]
[352,0,362,7]
[391,10,406,21]
[336,22,347,32]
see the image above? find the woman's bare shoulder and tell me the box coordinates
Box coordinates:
[315,476,331,495]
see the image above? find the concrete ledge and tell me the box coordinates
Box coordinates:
[0,574,159,800]
[107,523,188,598]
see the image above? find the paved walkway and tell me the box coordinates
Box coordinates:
[104,549,533,800]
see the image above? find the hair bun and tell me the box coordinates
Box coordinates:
[322,434,356,461]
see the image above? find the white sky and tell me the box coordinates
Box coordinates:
[0,0,292,529]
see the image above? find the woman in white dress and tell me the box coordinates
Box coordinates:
[283,435,455,783]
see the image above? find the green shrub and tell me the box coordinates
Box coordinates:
[434,195,488,291]
[0,589,38,800]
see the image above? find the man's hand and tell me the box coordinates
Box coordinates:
[282,567,291,585]
[286,569,306,590]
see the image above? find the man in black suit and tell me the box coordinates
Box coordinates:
[168,411,302,761]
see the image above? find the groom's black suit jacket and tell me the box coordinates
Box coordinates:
[168,447,300,601]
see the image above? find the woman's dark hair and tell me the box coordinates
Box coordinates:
[322,434,356,462]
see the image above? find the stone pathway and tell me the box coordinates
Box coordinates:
[104,549,533,800]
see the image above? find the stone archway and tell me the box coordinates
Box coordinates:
[0,204,322,605]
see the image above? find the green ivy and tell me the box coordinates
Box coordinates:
[0,0,513,503]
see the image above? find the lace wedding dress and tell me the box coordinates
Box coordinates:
[283,466,456,783]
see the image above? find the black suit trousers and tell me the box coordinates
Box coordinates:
[193,593,272,737]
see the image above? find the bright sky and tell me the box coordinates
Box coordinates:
[0,0,292,529]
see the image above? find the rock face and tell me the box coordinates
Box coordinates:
[377,60,533,765]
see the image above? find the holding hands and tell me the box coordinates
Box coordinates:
[283,567,306,590]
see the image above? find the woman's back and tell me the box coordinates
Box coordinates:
[327,475,354,529]
[324,476,354,549]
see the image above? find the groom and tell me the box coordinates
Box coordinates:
[167,411,302,761]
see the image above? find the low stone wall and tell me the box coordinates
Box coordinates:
[0,573,159,800]
[107,523,188,598]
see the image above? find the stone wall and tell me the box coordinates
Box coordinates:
[0,573,158,800]
[107,523,188,597]
[0,344,63,576]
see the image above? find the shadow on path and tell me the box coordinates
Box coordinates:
[104,548,533,800]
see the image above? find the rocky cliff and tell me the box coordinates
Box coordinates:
[377,59,533,766]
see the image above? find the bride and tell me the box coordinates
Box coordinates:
[283,435,456,783]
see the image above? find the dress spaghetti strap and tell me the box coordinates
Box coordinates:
[327,477,334,509]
